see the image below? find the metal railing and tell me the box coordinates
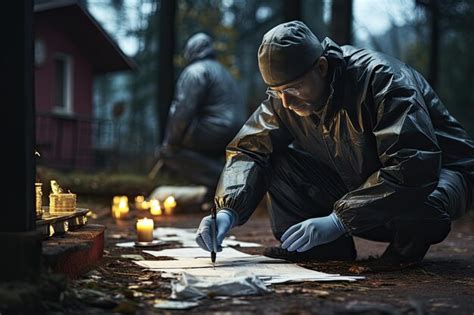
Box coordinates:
[36,112,121,171]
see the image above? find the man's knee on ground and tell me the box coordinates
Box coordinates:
[397,218,451,246]
[425,219,451,245]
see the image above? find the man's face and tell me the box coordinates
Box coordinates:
[267,58,328,117]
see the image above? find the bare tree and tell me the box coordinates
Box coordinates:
[283,0,301,22]
[330,0,353,45]
[417,0,439,89]
[156,0,177,143]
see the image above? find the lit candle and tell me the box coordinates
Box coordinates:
[135,195,145,210]
[150,199,162,216]
[141,200,150,210]
[113,196,121,204]
[163,196,177,215]
[112,196,129,219]
[112,196,128,206]
[136,217,154,242]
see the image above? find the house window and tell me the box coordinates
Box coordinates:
[54,54,73,114]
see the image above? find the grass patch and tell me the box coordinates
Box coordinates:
[37,166,188,199]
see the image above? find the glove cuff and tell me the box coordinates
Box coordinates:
[329,212,347,235]
[217,209,237,228]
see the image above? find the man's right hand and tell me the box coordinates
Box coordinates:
[195,210,235,252]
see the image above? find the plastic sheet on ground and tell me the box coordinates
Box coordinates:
[170,271,270,300]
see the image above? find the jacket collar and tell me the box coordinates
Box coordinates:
[319,38,346,122]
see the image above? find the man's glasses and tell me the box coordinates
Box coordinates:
[265,81,305,99]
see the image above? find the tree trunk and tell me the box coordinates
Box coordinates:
[330,0,353,45]
[283,0,302,22]
[429,0,439,89]
[156,0,176,143]
[416,0,440,89]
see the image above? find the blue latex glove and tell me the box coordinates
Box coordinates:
[195,209,236,252]
[281,212,347,252]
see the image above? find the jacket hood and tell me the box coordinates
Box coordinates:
[184,33,215,63]
[321,37,345,69]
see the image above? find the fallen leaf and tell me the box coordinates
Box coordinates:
[348,265,369,274]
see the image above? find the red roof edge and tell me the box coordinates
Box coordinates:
[35,0,138,73]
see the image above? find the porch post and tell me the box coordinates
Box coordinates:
[0,0,41,281]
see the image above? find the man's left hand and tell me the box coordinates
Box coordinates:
[281,213,347,252]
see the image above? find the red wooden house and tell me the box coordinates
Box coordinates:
[34,0,136,170]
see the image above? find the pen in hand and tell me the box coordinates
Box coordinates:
[210,206,217,268]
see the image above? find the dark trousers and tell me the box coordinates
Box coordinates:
[161,148,224,189]
[266,147,470,261]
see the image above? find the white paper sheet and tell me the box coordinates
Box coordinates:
[135,255,284,269]
[134,257,363,284]
[130,227,364,285]
[154,298,200,310]
[153,227,262,247]
[115,240,166,248]
[143,247,253,260]
[116,241,136,248]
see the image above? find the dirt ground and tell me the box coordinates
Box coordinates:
[60,202,474,314]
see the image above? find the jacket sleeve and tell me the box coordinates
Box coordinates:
[334,86,442,234]
[214,100,293,225]
[163,66,207,147]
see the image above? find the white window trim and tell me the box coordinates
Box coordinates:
[53,53,74,115]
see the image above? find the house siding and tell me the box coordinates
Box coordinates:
[35,14,93,169]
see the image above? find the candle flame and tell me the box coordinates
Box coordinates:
[164,196,177,208]
[163,196,177,215]
[150,199,162,215]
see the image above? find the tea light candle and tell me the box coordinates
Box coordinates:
[113,196,121,204]
[141,200,150,210]
[112,197,129,219]
[136,217,154,242]
[150,199,162,216]
[135,195,145,210]
[163,196,177,215]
